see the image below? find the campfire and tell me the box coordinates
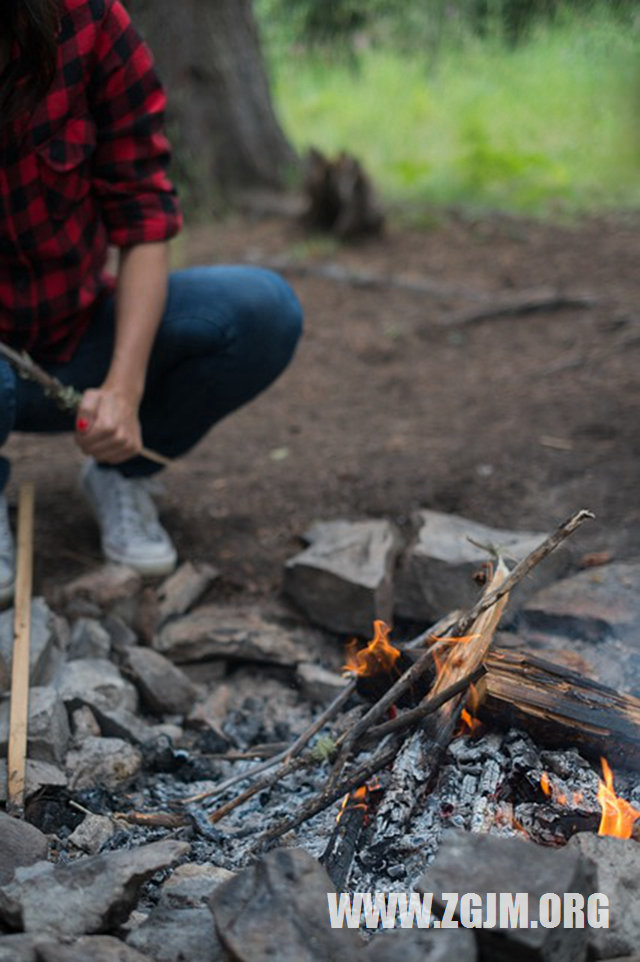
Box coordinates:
[1,507,639,961]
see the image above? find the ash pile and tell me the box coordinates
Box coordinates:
[1,509,640,962]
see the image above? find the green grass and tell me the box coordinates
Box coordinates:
[262,5,640,215]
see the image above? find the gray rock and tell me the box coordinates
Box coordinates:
[156,562,220,627]
[416,830,595,962]
[68,619,112,660]
[158,863,234,910]
[122,647,198,716]
[0,934,41,962]
[284,519,400,635]
[211,847,365,961]
[155,605,302,666]
[89,705,154,746]
[297,662,350,704]
[0,813,49,886]
[54,565,142,611]
[0,599,66,695]
[395,510,570,622]
[0,839,189,936]
[70,706,101,739]
[127,907,225,962]
[568,833,640,960]
[101,615,139,654]
[36,936,154,962]
[54,659,138,714]
[68,814,117,855]
[366,928,477,962]
[181,661,228,687]
[0,687,70,765]
[66,737,142,791]
[521,562,640,642]
[0,760,67,804]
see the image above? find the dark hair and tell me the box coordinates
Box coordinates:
[0,0,61,131]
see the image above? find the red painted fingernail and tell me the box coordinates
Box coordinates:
[76,418,89,433]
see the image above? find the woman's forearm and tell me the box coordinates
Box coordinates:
[103,241,170,404]
[74,241,170,463]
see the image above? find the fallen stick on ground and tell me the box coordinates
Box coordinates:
[0,342,171,468]
[443,288,598,328]
[7,483,35,816]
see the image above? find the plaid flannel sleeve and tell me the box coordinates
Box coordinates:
[89,0,183,246]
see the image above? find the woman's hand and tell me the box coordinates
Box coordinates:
[74,387,143,463]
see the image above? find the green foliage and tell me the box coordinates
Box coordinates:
[258,1,640,214]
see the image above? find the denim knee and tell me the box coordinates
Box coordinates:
[262,269,304,365]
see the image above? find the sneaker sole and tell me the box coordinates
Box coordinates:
[102,544,178,577]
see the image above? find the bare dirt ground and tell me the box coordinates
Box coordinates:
[6,209,639,606]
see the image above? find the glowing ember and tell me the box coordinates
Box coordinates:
[540,771,551,796]
[597,758,640,839]
[343,620,401,677]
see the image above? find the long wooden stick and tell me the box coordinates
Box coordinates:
[0,342,171,468]
[7,483,35,815]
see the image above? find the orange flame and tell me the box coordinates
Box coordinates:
[336,779,381,824]
[597,758,640,839]
[456,681,483,736]
[459,707,482,735]
[540,771,551,796]
[430,633,478,686]
[343,620,401,677]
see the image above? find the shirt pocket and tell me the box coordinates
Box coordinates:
[35,116,96,221]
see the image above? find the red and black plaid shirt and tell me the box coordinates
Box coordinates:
[0,0,182,362]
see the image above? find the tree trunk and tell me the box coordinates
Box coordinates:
[126,0,298,207]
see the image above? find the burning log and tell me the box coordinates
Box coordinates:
[480,648,640,772]
[366,559,510,854]
[320,780,382,890]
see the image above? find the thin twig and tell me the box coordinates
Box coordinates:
[208,755,311,824]
[328,636,458,786]
[453,509,594,637]
[181,680,356,806]
[250,737,402,854]
[361,665,487,744]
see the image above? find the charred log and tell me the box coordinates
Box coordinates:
[481,648,640,771]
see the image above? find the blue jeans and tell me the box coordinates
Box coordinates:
[0,266,303,490]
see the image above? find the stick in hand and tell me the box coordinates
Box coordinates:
[0,341,171,468]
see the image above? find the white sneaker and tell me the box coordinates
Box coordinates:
[81,460,177,576]
[0,495,15,605]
